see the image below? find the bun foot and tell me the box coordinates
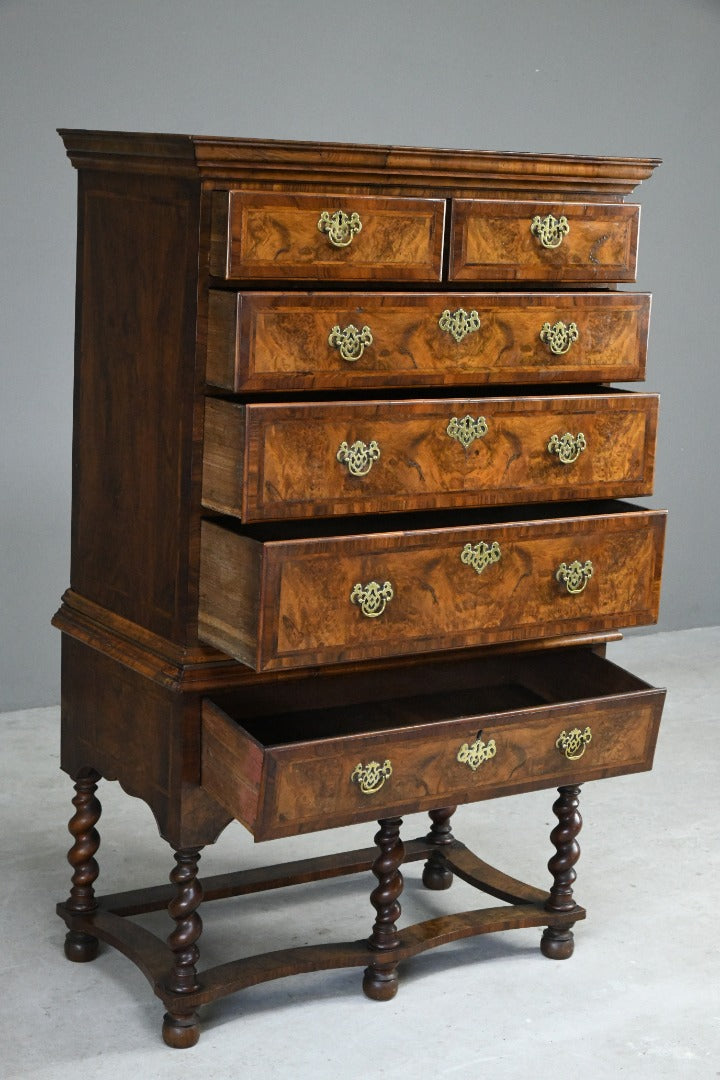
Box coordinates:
[540,926,575,960]
[64,930,99,963]
[422,861,454,891]
[162,1011,200,1049]
[362,965,399,1001]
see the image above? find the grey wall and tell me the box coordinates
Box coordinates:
[2,0,719,710]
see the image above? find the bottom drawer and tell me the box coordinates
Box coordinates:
[201,648,665,841]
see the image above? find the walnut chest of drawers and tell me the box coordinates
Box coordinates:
[53,131,665,1048]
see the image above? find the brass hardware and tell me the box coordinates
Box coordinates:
[351,759,393,795]
[328,323,373,363]
[540,320,579,355]
[548,432,587,464]
[555,727,592,761]
[438,307,481,344]
[457,736,497,771]
[350,580,394,618]
[446,414,489,450]
[337,439,381,477]
[461,540,501,576]
[318,209,362,248]
[530,213,570,249]
[556,560,594,595]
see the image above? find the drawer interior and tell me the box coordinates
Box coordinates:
[206,647,656,750]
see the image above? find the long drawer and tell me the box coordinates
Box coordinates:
[206,290,651,392]
[210,191,446,281]
[198,503,666,671]
[202,392,658,522]
[200,648,665,840]
[449,199,640,282]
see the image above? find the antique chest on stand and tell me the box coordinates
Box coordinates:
[54,131,666,1048]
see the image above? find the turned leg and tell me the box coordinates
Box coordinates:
[162,848,203,1049]
[422,806,456,890]
[64,769,101,962]
[363,817,404,1001]
[541,785,582,960]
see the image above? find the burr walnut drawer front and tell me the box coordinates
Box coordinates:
[198,503,666,672]
[202,392,658,522]
[206,290,651,392]
[209,191,445,281]
[449,199,640,283]
[200,649,665,840]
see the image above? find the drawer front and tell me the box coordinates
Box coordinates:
[210,192,445,281]
[200,651,665,840]
[450,200,640,282]
[206,290,650,392]
[198,508,666,670]
[202,393,658,521]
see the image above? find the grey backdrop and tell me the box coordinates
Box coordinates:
[2,0,718,710]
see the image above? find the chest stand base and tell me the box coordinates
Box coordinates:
[56,779,585,1049]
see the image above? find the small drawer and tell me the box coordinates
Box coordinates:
[198,502,666,671]
[200,648,665,840]
[450,199,640,283]
[202,392,659,522]
[210,191,445,281]
[206,290,651,392]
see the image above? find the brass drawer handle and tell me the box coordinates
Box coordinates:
[438,307,481,343]
[447,414,488,450]
[530,213,570,249]
[328,323,373,363]
[548,432,587,464]
[337,439,381,477]
[318,209,362,248]
[461,540,501,575]
[556,727,592,761]
[457,736,497,770]
[556,559,594,594]
[351,759,392,795]
[540,320,579,355]
[350,580,394,618]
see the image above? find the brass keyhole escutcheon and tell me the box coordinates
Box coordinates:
[460,540,501,576]
[446,415,488,451]
[438,308,481,343]
[318,209,362,248]
[457,735,497,771]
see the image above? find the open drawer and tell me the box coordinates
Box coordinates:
[201,647,665,840]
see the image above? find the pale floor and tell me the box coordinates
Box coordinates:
[2,627,719,1080]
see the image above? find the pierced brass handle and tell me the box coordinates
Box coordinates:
[540,320,579,355]
[530,213,570,249]
[556,560,594,595]
[461,540,501,576]
[350,580,394,618]
[548,432,587,464]
[337,439,381,477]
[318,209,362,248]
[328,323,373,363]
[351,759,392,795]
[447,414,488,450]
[556,727,592,761]
[438,308,481,343]
[457,736,497,770]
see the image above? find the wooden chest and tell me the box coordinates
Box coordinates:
[53,131,664,1048]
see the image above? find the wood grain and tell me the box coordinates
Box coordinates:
[199,648,664,839]
[450,199,640,282]
[205,290,651,391]
[210,191,445,281]
[202,392,658,521]
[198,506,666,671]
